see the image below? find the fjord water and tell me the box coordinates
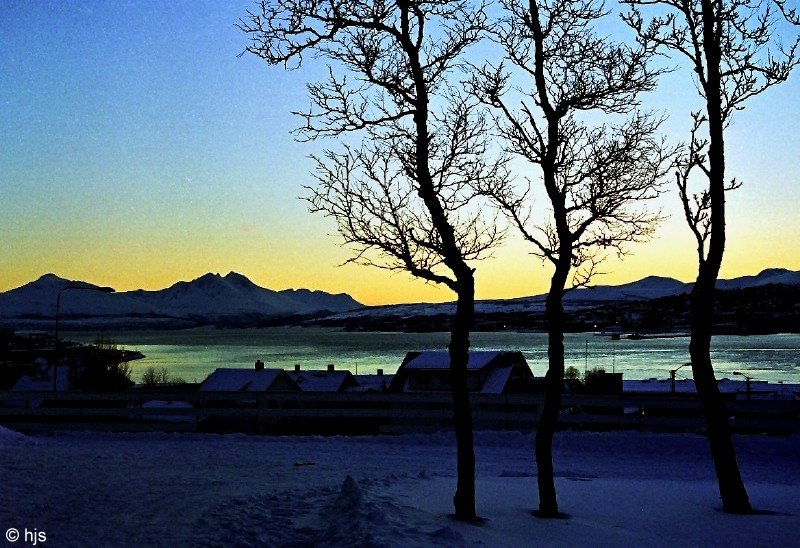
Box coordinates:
[66,328,800,384]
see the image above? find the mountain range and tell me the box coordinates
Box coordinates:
[1,268,798,328]
[329,267,800,319]
[0,272,362,327]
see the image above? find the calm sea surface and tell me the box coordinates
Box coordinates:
[65,328,800,385]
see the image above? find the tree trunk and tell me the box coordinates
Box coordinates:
[400,8,478,519]
[450,276,477,522]
[535,260,569,518]
[689,0,751,514]
[689,279,751,513]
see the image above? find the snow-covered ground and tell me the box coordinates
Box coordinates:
[1,426,798,546]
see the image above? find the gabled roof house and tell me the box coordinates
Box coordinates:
[289,364,360,392]
[199,367,299,392]
[388,351,534,394]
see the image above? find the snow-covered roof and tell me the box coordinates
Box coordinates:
[12,364,70,392]
[5,366,70,408]
[12,376,51,391]
[353,374,393,392]
[481,366,513,394]
[403,351,517,370]
[199,368,291,392]
[290,371,356,392]
[389,351,531,393]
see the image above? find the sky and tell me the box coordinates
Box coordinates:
[1,1,798,306]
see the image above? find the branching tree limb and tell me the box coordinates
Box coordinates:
[306,111,505,293]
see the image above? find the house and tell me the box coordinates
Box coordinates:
[199,366,299,392]
[289,364,360,392]
[353,369,392,392]
[388,351,534,394]
[2,359,69,408]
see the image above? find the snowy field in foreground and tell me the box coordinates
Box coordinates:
[1,427,799,547]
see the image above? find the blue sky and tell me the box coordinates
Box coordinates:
[1,0,798,304]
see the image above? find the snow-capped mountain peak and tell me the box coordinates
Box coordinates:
[0,272,363,324]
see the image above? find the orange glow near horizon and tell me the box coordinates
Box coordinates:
[3,215,798,307]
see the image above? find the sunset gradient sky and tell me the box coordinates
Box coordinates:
[2,1,798,305]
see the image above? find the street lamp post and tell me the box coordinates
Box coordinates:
[53,284,115,391]
[732,371,753,401]
[670,362,691,394]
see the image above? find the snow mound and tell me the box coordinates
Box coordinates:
[0,425,26,446]
[195,475,466,547]
[335,474,362,508]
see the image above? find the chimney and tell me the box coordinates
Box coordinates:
[254,360,264,371]
[377,368,384,376]
[294,363,301,373]
[327,363,335,372]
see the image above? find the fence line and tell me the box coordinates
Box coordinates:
[0,390,797,434]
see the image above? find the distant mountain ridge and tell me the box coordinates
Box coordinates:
[0,272,362,326]
[1,268,798,328]
[566,268,800,302]
[330,267,800,319]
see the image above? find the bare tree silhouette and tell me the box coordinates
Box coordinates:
[624,0,800,514]
[239,0,505,522]
[470,0,674,517]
